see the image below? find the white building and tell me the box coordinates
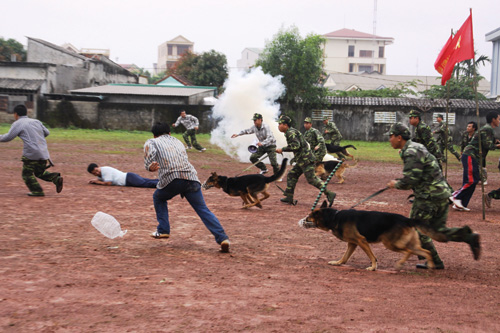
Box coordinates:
[157,35,194,74]
[322,28,394,75]
[236,48,263,70]
[486,27,500,99]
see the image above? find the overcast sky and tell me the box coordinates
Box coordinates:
[2,0,498,80]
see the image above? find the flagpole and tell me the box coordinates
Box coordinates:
[468,8,486,220]
[444,83,449,179]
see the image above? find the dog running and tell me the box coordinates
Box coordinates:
[315,159,358,184]
[202,158,288,209]
[325,144,357,160]
[298,201,435,271]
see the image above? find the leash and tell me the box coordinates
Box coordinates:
[350,187,389,209]
[235,153,269,176]
[310,160,343,211]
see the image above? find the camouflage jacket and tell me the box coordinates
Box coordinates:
[463,124,497,161]
[304,127,326,162]
[413,121,442,161]
[434,122,455,152]
[174,114,199,130]
[322,121,342,144]
[460,131,474,153]
[282,127,316,167]
[395,140,451,200]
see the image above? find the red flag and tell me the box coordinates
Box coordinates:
[438,13,475,85]
[434,34,453,74]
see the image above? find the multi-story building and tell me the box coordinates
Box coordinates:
[486,27,500,99]
[236,48,263,70]
[322,28,394,74]
[157,35,193,74]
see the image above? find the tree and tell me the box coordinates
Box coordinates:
[167,50,198,78]
[0,38,26,62]
[188,50,228,88]
[256,26,327,113]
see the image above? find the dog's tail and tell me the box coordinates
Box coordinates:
[343,145,357,150]
[265,158,288,183]
[409,219,448,242]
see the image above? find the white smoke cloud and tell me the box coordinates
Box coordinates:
[210,67,291,164]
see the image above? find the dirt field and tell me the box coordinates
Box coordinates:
[1,137,500,332]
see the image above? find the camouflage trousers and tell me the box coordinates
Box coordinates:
[21,157,60,195]
[410,197,474,264]
[439,143,461,162]
[250,145,279,174]
[283,162,329,198]
[182,129,203,150]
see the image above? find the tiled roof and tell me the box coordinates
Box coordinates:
[323,28,393,41]
[70,84,215,97]
[0,78,45,91]
[324,96,500,109]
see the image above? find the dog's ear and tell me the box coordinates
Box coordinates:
[321,200,328,208]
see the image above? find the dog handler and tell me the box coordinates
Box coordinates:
[0,104,63,196]
[231,113,279,175]
[144,122,230,252]
[322,115,344,159]
[276,116,336,206]
[303,117,327,163]
[386,122,481,269]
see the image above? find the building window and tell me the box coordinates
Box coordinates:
[348,45,355,57]
[379,64,384,74]
[312,110,334,121]
[168,45,173,56]
[177,45,190,56]
[374,112,396,124]
[358,65,373,72]
[379,46,385,58]
[349,63,355,72]
[359,50,374,58]
[433,113,456,125]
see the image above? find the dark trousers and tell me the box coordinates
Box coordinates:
[452,154,479,207]
[125,173,158,188]
[21,157,60,194]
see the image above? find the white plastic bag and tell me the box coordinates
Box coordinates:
[91,212,127,239]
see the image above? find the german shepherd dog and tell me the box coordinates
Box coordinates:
[325,144,357,160]
[315,159,358,184]
[202,158,288,209]
[298,201,435,271]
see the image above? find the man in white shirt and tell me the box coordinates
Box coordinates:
[172,110,206,152]
[87,164,158,188]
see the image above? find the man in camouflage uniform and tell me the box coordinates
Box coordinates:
[303,117,326,162]
[484,157,500,208]
[460,121,477,153]
[408,110,443,166]
[451,111,500,211]
[387,122,481,269]
[0,105,63,196]
[276,116,336,206]
[172,110,205,152]
[231,113,279,175]
[433,114,461,162]
[322,115,345,159]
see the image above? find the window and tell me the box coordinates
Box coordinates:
[312,110,333,121]
[168,45,173,56]
[379,46,385,58]
[359,50,374,58]
[379,64,384,74]
[374,112,396,124]
[349,63,354,72]
[358,65,373,72]
[177,45,190,56]
[348,45,355,57]
[433,113,456,125]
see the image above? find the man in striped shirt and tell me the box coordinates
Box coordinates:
[144,122,230,252]
[172,110,206,152]
[0,105,63,196]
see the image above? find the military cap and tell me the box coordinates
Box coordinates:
[304,117,312,123]
[323,115,331,121]
[252,113,263,120]
[387,122,411,138]
[436,114,444,119]
[408,110,421,118]
[279,115,292,126]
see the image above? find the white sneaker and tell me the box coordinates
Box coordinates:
[199,148,206,152]
[277,177,283,182]
[186,146,192,149]
[449,196,465,209]
[259,169,268,175]
[452,204,470,212]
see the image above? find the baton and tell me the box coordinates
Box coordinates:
[350,187,389,209]
[235,153,269,176]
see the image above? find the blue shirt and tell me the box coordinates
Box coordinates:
[0,116,51,160]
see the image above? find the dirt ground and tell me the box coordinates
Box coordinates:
[1,137,500,332]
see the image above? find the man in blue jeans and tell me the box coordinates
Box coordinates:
[144,122,230,252]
